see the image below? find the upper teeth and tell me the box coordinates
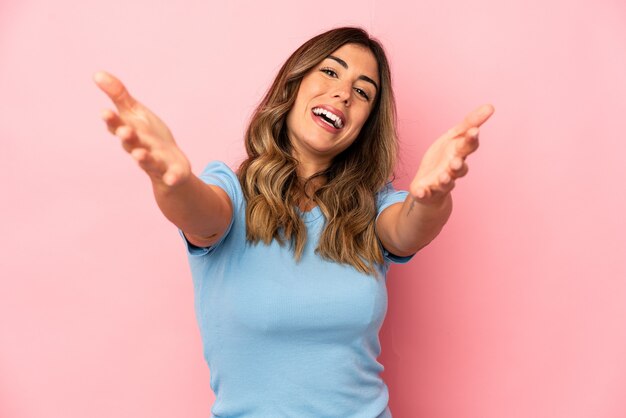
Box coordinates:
[313,107,344,129]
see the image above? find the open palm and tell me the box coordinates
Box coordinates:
[94,71,191,187]
[410,104,495,204]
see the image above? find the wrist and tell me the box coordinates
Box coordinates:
[409,192,452,213]
[150,170,193,195]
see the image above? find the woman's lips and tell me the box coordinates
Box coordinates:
[310,104,346,133]
[314,104,346,125]
[311,111,341,133]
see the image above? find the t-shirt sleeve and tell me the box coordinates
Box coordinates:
[376,182,415,264]
[178,161,240,257]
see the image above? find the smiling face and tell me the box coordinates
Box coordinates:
[285,43,380,175]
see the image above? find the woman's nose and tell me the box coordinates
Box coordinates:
[333,83,351,106]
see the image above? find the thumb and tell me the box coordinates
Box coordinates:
[93,71,139,113]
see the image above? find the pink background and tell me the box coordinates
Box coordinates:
[1,0,625,417]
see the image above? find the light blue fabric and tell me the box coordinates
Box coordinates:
[180,161,412,418]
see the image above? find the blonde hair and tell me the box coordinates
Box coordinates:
[238,27,398,276]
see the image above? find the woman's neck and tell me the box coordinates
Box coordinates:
[296,175,325,212]
[292,151,331,211]
[295,160,328,179]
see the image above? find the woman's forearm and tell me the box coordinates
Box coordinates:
[377,194,453,257]
[151,174,232,245]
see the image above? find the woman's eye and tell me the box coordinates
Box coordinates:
[320,67,337,77]
[355,88,370,101]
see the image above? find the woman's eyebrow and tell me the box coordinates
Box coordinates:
[327,55,379,92]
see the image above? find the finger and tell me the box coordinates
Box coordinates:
[162,169,180,187]
[462,104,495,129]
[411,185,429,200]
[450,156,464,171]
[115,126,142,153]
[441,179,456,193]
[439,171,452,185]
[447,104,495,138]
[131,148,166,176]
[130,147,149,162]
[450,161,469,178]
[420,172,454,196]
[101,109,124,135]
[455,128,480,156]
[437,171,456,192]
[93,71,139,113]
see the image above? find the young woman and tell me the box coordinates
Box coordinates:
[95,27,494,418]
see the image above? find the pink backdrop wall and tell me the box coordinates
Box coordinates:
[1,0,625,417]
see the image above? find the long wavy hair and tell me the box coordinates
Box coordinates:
[237,27,398,276]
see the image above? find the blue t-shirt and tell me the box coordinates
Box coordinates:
[180,161,412,418]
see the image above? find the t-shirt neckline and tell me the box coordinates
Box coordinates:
[297,205,323,223]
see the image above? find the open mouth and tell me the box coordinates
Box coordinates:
[312,107,344,129]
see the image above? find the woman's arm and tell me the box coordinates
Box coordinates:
[376,104,495,256]
[94,71,232,247]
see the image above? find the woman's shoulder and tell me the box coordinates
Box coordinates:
[375,181,408,214]
[198,160,237,178]
[198,160,243,206]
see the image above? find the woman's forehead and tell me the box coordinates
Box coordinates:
[323,44,379,83]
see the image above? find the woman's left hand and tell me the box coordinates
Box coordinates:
[410,104,495,205]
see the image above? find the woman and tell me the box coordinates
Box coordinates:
[95,27,494,418]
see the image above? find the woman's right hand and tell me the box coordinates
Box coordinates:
[94,71,191,187]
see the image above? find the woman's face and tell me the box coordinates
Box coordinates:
[285,43,380,170]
